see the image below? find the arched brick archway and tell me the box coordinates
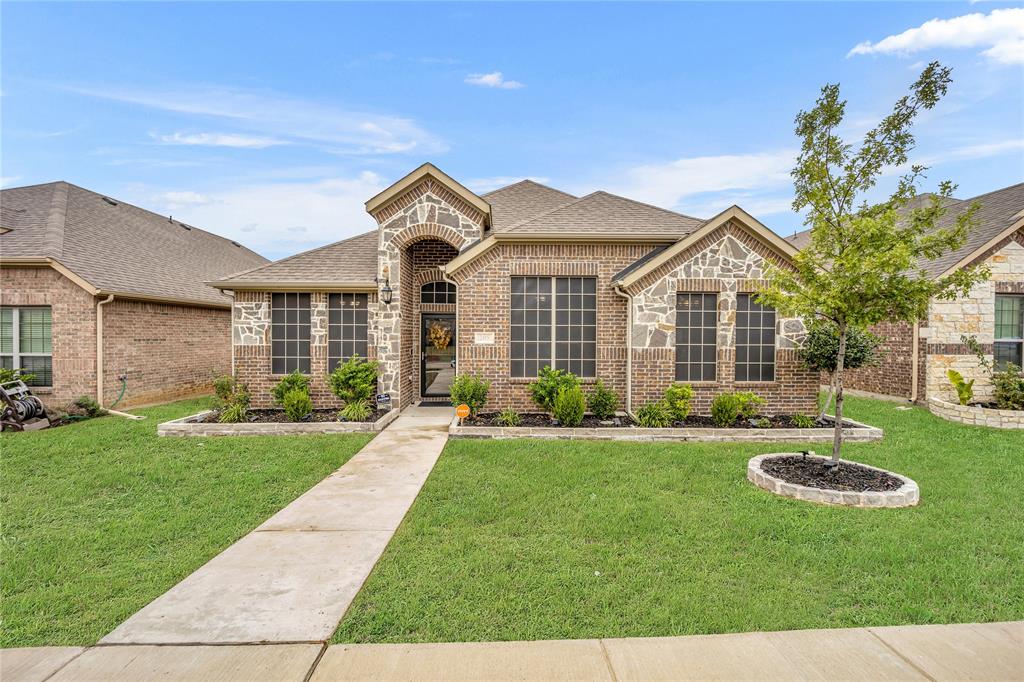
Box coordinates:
[390,222,467,251]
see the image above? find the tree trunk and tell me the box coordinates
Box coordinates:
[819,373,837,421]
[831,322,848,466]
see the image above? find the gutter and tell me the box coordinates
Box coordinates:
[613,284,634,416]
[96,294,114,405]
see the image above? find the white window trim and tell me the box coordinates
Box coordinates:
[1,306,53,387]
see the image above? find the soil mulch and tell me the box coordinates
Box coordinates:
[760,455,903,492]
[196,408,388,424]
[463,413,856,430]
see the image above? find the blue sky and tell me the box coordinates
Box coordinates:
[2,2,1022,259]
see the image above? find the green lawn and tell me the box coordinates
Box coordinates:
[334,396,1024,643]
[1,398,373,647]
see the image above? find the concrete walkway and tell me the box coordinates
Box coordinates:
[101,405,453,646]
[5,621,1020,681]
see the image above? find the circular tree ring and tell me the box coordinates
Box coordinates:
[748,453,919,508]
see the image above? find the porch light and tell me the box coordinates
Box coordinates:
[377,266,393,305]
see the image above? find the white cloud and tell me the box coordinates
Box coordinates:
[1,176,22,188]
[464,72,525,89]
[144,172,386,259]
[68,84,447,155]
[848,8,1024,65]
[159,191,212,209]
[155,132,287,149]
[466,176,551,193]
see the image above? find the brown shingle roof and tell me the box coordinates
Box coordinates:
[1,182,268,306]
[482,180,578,231]
[502,190,704,236]
[213,230,378,287]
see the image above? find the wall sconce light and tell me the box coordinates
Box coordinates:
[377,266,393,305]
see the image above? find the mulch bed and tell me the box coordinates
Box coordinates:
[196,408,388,424]
[760,455,903,492]
[463,413,858,430]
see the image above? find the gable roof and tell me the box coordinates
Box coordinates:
[786,183,1024,277]
[502,190,704,237]
[482,180,578,231]
[0,181,268,307]
[211,230,378,290]
[364,162,491,218]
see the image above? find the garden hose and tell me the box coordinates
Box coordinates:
[109,374,128,410]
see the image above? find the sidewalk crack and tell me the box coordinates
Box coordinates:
[867,628,937,682]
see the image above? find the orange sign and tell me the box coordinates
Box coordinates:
[455,404,471,419]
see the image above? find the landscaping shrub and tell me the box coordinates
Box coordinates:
[710,391,766,427]
[0,367,37,385]
[219,402,248,423]
[213,375,236,406]
[496,408,522,427]
[792,413,816,428]
[71,396,106,419]
[282,388,313,422]
[635,402,670,428]
[328,356,379,420]
[993,364,1024,410]
[754,417,772,429]
[271,370,310,405]
[663,382,694,422]
[553,385,586,427]
[946,369,974,406]
[528,366,580,413]
[449,374,490,417]
[587,380,618,420]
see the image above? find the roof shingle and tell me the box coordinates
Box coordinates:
[214,230,378,286]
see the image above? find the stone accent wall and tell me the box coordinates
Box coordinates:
[925,234,1024,403]
[625,222,816,415]
[232,290,380,409]
[0,266,97,407]
[929,397,1024,430]
[102,299,231,407]
[373,178,484,407]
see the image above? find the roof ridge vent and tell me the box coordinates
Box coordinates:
[180,222,193,231]
[102,196,118,206]
[231,240,241,247]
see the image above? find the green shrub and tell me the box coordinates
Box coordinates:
[736,391,766,420]
[663,382,694,422]
[271,370,310,405]
[496,408,522,427]
[993,364,1024,410]
[587,380,618,420]
[282,388,313,422]
[0,367,37,385]
[72,395,106,418]
[791,413,816,428]
[553,385,586,427]
[450,373,490,417]
[798,320,879,372]
[328,356,379,416]
[754,417,772,429]
[213,375,236,406]
[528,366,580,414]
[219,402,248,423]
[946,369,974,406]
[710,391,767,427]
[635,402,671,428]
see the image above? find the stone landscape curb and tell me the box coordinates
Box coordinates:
[747,453,920,508]
[157,408,400,437]
[928,397,1024,430]
[450,415,883,443]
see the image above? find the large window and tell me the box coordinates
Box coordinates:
[421,281,456,305]
[675,293,717,381]
[735,294,776,382]
[328,293,369,371]
[995,294,1023,370]
[511,276,597,378]
[270,293,310,374]
[0,306,53,387]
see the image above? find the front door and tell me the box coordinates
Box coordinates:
[422,314,456,398]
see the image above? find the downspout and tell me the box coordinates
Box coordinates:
[442,269,460,387]
[910,320,920,404]
[96,294,114,405]
[613,284,634,416]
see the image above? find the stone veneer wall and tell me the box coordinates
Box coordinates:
[928,397,1024,429]
[925,233,1024,404]
[233,289,380,409]
[625,221,817,415]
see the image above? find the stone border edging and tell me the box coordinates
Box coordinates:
[449,416,883,443]
[747,453,919,507]
[157,408,400,437]
[928,397,1024,430]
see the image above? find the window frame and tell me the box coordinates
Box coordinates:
[510,276,597,378]
[420,281,457,305]
[327,293,370,372]
[674,292,718,382]
[0,306,54,387]
[270,293,312,375]
[734,293,777,383]
[994,293,1024,371]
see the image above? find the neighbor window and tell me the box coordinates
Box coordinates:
[735,294,776,382]
[994,294,1023,370]
[421,281,456,304]
[328,293,369,371]
[270,293,311,374]
[0,306,53,387]
[510,276,597,378]
[675,293,718,381]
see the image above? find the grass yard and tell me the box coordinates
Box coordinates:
[1,398,372,647]
[334,396,1024,643]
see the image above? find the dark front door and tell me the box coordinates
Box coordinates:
[422,314,456,397]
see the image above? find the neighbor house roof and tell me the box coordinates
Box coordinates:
[786,183,1024,277]
[210,230,378,290]
[0,181,268,307]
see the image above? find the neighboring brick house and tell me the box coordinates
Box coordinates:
[213,163,818,414]
[1,182,268,408]
[788,182,1024,405]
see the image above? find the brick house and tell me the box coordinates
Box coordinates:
[1,182,268,408]
[788,182,1024,405]
[213,163,818,414]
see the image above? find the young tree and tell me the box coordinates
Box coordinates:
[759,62,986,467]
[798,320,879,420]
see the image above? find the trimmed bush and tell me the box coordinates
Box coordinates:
[587,380,618,420]
[282,388,313,422]
[635,402,670,428]
[271,370,310,405]
[993,364,1024,410]
[553,385,586,427]
[213,375,236,406]
[529,366,580,414]
[496,408,522,427]
[450,374,490,417]
[328,356,379,419]
[663,383,694,422]
[710,391,766,427]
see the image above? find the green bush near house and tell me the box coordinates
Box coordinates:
[0,367,37,385]
[329,356,379,421]
[282,388,313,422]
[663,383,694,422]
[992,363,1024,410]
[449,374,490,417]
[791,413,816,428]
[213,375,237,406]
[710,391,766,427]
[271,370,311,405]
[586,380,618,421]
[635,402,671,428]
[553,385,586,427]
[946,369,974,406]
[528,366,580,414]
[496,408,522,427]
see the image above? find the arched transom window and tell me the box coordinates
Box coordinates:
[421,281,456,305]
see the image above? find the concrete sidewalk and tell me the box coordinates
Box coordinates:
[5,621,1020,681]
[100,405,453,645]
